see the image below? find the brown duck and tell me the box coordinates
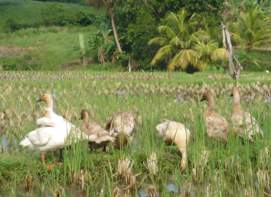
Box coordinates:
[105,111,139,148]
[80,109,114,151]
[202,89,228,142]
[231,86,263,140]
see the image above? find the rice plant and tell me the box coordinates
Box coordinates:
[0,71,270,196]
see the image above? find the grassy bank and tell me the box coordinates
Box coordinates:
[0,26,97,70]
[0,0,103,32]
[0,0,106,70]
[0,71,270,196]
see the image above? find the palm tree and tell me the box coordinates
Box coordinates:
[148,10,227,71]
[193,33,228,70]
[85,0,123,53]
[231,5,271,49]
[102,0,123,53]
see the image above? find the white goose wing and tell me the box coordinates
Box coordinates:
[36,117,56,127]
[26,127,53,146]
[36,112,67,128]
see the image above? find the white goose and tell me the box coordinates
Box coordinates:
[20,93,83,164]
[35,93,66,128]
[156,120,191,171]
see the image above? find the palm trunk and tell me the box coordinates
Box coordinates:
[128,57,131,72]
[110,12,123,53]
[222,23,241,80]
[102,0,123,53]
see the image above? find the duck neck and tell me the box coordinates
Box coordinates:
[207,95,215,111]
[82,114,89,124]
[44,108,53,117]
[232,91,242,112]
[44,99,53,117]
[46,99,53,110]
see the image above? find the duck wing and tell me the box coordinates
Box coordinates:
[83,122,114,143]
[205,112,228,135]
[155,120,170,137]
[109,112,136,136]
[36,117,56,127]
[243,111,263,136]
[25,127,53,146]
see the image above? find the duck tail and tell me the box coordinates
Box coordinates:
[19,138,31,147]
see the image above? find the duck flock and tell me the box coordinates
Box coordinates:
[19,86,263,171]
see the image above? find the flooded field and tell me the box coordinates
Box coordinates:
[0,71,270,196]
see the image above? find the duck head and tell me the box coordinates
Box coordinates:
[232,86,241,104]
[80,109,89,121]
[201,88,215,109]
[37,93,53,109]
[201,88,212,101]
[155,121,169,137]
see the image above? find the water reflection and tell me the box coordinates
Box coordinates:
[138,188,148,197]
[166,182,180,193]
[1,135,9,152]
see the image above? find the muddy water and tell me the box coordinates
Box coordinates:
[0,135,18,152]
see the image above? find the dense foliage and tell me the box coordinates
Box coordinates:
[113,0,225,70]
[105,0,270,71]
[148,10,227,71]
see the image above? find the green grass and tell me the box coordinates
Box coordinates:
[0,26,98,70]
[0,0,103,32]
[0,0,106,70]
[0,71,270,196]
[0,26,125,71]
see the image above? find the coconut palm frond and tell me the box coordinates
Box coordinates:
[231,32,244,45]
[231,5,271,48]
[148,37,167,46]
[169,36,182,47]
[194,40,218,58]
[211,48,228,62]
[150,45,173,65]
[168,49,197,70]
[253,31,271,47]
[158,25,177,39]
[166,11,186,35]
[194,60,207,71]
[149,9,224,71]
[191,30,210,43]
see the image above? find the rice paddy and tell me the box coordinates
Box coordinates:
[0,71,270,196]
